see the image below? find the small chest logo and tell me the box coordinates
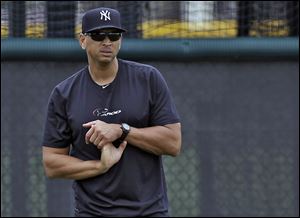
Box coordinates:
[100,10,111,21]
[93,108,121,117]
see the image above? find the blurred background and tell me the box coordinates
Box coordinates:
[1,1,299,217]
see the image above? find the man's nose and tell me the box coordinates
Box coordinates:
[102,36,112,44]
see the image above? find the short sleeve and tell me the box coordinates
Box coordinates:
[42,88,72,148]
[149,68,180,126]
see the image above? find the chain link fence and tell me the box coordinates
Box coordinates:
[1,1,299,38]
[1,60,299,217]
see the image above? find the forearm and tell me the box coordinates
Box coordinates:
[126,123,181,156]
[43,153,107,180]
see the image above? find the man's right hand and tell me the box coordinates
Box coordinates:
[99,141,127,172]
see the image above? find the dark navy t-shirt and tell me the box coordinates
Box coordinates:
[42,59,180,217]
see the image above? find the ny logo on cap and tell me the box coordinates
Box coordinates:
[100,10,111,21]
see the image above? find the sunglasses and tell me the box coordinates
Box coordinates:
[84,32,122,42]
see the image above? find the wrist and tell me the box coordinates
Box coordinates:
[113,123,131,148]
[95,160,108,174]
[111,123,123,138]
[117,124,123,138]
[120,123,131,141]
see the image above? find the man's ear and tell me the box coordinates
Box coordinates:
[79,33,86,50]
[119,39,122,50]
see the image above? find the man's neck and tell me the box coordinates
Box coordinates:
[88,58,118,85]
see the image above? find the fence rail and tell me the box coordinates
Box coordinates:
[1,37,299,61]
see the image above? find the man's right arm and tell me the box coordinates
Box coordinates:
[42,141,126,180]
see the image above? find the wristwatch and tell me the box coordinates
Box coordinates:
[113,123,131,147]
[119,123,131,142]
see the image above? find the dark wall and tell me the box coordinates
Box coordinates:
[1,60,299,217]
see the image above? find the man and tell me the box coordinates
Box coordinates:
[42,7,181,217]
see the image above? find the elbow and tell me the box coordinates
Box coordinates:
[169,139,182,157]
[172,131,182,156]
[164,124,182,157]
[43,159,58,179]
[172,142,182,157]
[43,166,55,178]
[42,146,70,179]
[43,163,56,179]
[46,171,56,179]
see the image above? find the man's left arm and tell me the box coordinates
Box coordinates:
[126,123,181,156]
[83,121,181,156]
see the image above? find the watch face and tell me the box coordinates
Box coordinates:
[122,123,130,131]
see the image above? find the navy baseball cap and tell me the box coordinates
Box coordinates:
[82,7,126,33]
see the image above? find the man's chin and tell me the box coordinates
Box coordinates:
[99,57,114,63]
